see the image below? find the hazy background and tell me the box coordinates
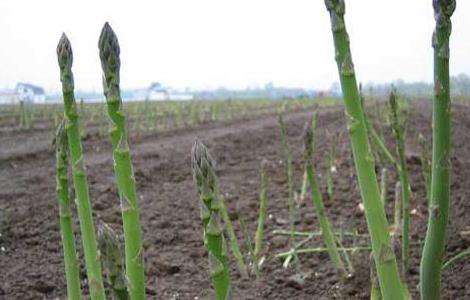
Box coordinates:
[0,0,469,92]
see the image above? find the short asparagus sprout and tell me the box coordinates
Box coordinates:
[57,33,106,300]
[254,159,269,277]
[55,121,82,300]
[303,118,348,278]
[99,22,146,300]
[97,222,129,300]
[191,140,231,300]
[324,1,407,298]
[421,1,456,298]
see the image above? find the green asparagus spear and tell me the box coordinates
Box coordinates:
[323,1,406,298]
[420,1,456,299]
[191,140,231,300]
[98,22,146,300]
[57,33,106,300]
[55,120,82,300]
[389,90,412,273]
[303,119,347,278]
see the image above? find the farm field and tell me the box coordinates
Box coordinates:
[0,100,468,299]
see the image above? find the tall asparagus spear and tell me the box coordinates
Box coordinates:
[420,1,456,299]
[57,33,106,300]
[98,23,146,299]
[389,90,412,273]
[303,118,347,278]
[323,1,406,299]
[55,120,82,300]
[191,140,231,300]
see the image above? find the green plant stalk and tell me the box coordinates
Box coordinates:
[394,182,402,232]
[99,23,145,300]
[278,114,296,242]
[336,230,355,275]
[239,215,259,278]
[370,254,382,300]
[219,196,249,278]
[97,222,129,300]
[324,1,406,298]
[57,33,106,300]
[253,160,269,278]
[304,120,347,277]
[191,140,231,299]
[389,90,412,272]
[326,142,336,200]
[418,134,432,205]
[273,229,368,238]
[276,245,372,258]
[380,168,388,205]
[55,121,82,300]
[441,248,470,271]
[299,170,308,203]
[360,87,396,167]
[420,1,455,299]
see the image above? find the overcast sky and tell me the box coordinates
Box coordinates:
[0,0,469,92]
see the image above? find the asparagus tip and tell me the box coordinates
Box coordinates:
[57,33,73,69]
[99,22,120,61]
[191,139,216,191]
[303,120,314,158]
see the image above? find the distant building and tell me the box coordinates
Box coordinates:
[145,82,193,101]
[0,89,19,104]
[16,82,46,103]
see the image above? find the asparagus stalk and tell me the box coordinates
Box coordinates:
[370,253,382,300]
[323,1,406,298]
[379,168,388,205]
[57,33,106,300]
[420,1,456,299]
[98,23,146,300]
[418,133,432,205]
[55,121,82,300]
[278,114,296,242]
[191,140,231,300]
[219,196,249,279]
[360,86,397,167]
[254,159,269,276]
[303,119,347,278]
[389,90,412,272]
[97,222,129,300]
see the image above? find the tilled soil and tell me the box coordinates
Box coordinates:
[0,101,469,299]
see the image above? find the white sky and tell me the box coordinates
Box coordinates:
[0,0,469,92]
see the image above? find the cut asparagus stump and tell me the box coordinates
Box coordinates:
[98,22,146,300]
[57,33,106,300]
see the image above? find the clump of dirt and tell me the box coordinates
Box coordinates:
[0,101,468,299]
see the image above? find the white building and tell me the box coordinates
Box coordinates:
[0,89,19,104]
[146,82,193,101]
[16,83,46,103]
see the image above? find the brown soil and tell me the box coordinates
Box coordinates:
[0,101,469,299]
